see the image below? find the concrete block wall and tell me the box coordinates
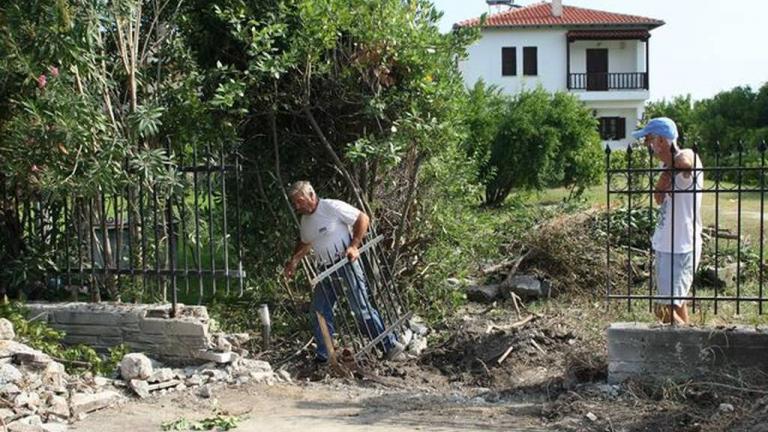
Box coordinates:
[608,322,768,383]
[26,302,212,361]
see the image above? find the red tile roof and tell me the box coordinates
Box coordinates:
[455,2,664,29]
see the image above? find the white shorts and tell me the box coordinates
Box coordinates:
[655,251,696,306]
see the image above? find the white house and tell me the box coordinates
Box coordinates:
[455,0,664,149]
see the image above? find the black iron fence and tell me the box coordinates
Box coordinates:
[569,72,648,91]
[0,144,244,314]
[605,140,768,318]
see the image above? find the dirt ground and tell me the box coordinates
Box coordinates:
[73,300,768,432]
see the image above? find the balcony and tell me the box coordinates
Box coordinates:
[568,72,648,91]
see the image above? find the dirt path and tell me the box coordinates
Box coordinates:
[72,381,547,432]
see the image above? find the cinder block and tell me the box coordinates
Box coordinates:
[608,322,768,383]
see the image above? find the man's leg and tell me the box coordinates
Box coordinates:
[310,281,337,362]
[340,261,396,353]
[674,302,689,324]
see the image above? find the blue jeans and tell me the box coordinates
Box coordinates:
[311,260,395,361]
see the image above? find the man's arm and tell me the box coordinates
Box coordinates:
[283,241,312,279]
[346,212,370,261]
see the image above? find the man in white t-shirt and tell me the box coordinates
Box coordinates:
[283,181,404,362]
[632,117,703,325]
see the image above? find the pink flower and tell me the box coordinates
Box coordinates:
[49,66,59,78]
[37,74,47,89]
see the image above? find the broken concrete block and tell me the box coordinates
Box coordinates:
[213,334,232,353]
[1,383,21,396]
[119,353,153,380]
[465,284,500,303]
[0,407,15,419]
[185,375,205,386]
[0,318,15,341]
[501,275,551,300]
[93,376,108,387]
[236,359,272,374]
[196,351,237,364]
[276,370,292,383]
[15,391,41,409]
[148,368,175,383]
[0,363,23,385]
[41,423,68,432]
[408,335,428,356]
[41,362,67,389]
[129,379,150,399]
[13,351,52,369]
[7,414,44,432]
[198,385,213,399]
[45,395,70,419]
[70,391,121,416]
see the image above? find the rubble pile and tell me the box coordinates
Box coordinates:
[0,318,284,431]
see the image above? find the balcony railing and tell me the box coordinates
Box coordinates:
[568,73,648,91]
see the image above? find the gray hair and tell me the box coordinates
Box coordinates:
[288,181,315,199]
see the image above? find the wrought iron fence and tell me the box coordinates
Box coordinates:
[605,140,768,318]
[0,143,244,315]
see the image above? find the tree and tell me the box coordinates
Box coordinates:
[480,88,603,206]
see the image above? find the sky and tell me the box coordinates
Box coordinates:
[432,0,768,101]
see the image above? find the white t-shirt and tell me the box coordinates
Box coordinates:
[651,151,704,257]
[300,199,361,264]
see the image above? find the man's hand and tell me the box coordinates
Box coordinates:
[655,172,672,205]
[283,260,297,279]
[346,245,360,262]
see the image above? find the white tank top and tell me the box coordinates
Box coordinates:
[651,152,704,255]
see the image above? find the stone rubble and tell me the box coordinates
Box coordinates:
[0,319,283,431]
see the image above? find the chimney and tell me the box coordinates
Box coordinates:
[551,0,563,17]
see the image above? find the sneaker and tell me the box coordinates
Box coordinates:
[384,341,406,361]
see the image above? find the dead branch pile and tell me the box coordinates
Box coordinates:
[507,209,641,295]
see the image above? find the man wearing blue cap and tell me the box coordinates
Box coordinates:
[632,117,703,324]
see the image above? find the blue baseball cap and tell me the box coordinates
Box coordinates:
[631,117,678,141]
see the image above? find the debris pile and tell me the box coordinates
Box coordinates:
[0,318,284,431]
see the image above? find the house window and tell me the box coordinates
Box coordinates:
[599,117,626,140]
[523,47,538,76]
[501,47,516,76]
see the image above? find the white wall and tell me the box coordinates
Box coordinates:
[459,28,568,94]
[569,40,645,74]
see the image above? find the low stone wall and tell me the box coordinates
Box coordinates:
[26,302,212,361]
[607,322,768,383]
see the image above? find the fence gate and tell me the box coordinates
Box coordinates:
[605,140,768,317]
[301,234,411,363]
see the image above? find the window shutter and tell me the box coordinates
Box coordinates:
[502,47,516,76]
[523,47,538,76]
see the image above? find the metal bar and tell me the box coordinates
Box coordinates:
[193,146,203,304]
[354,311,413,361]
[316,253,360,357]
[139,182,148,299]
[761,140,766,315]
[114,193,122,293]
[99,190,109,298]
[220,144,230,295]
[64,196,71,289]
[691,143,699,313]
[88,198,98,301]
[234,152,244,297]
[206,144,216,296]
[714,142,721,314]
[152,188,162,300]
[626,145,633,312]
[335,243,379,350]
[75,198,84,301]
[669,145,677,324]
[310,235,384,287]
[736,140,743,314]
[56,268,246,277]
[608,295,768,302]
[605,146,612,303]
[647,147,654,313]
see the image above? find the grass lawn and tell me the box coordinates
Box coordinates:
[535,179,768,242]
